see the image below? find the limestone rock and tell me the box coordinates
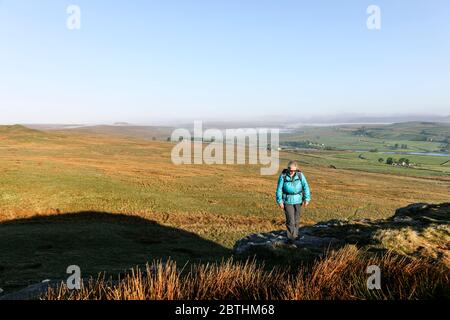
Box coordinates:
[233,203,450,265]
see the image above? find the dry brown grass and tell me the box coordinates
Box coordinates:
[1,130,448,225]
[43,246,449,300]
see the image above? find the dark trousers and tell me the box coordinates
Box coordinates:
[284,204,301,240]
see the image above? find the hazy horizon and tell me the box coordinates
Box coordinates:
[5,112,448,128]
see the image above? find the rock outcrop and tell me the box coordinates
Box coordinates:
[234,203,450,265]
[0,280,56,300]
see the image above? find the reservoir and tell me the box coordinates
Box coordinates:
[382,152,450,158]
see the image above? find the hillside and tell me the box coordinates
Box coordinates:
[281,122,450,151]
[0,125,449,295]
[1,202,448,300]
[0,125,47,140]
[58,125,175,141]
[352,122,450,142]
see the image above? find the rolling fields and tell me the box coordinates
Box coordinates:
[281,122,450,153]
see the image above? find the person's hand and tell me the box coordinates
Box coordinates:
[302,201,310,207]
[279,203,284,209]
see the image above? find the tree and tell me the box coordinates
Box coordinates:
[353,127,367,136]
[398,158,410,166]
[386,157,394,165]
[378,158,384,163]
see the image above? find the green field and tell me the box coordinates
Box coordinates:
[280,122,450,177]
[281,122,450,153]
[280,149,450,178]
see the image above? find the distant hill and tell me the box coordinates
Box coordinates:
[0,124,63,144]
[59,125,175,141]
[20,123,176,141]
[0,124,45,137]
[351,121,450,143]
[24,124,86,130]
[0,124,38,133]
[288,114,450,126]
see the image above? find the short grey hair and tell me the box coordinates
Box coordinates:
[287,160,298,169]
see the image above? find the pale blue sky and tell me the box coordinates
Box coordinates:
[0,0,449,124]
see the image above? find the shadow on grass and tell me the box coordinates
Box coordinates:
[0,211,232,293]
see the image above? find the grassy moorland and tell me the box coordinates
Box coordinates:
[0,125,449,294]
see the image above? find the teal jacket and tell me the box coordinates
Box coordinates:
[276,170,311,205]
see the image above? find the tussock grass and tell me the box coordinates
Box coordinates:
[43,246,449,300]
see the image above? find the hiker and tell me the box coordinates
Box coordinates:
[276,160,311,243]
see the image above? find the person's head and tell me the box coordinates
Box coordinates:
[287,160,299,173]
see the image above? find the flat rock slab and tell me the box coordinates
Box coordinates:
[233,203,450,262]
[0,281,59,300]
